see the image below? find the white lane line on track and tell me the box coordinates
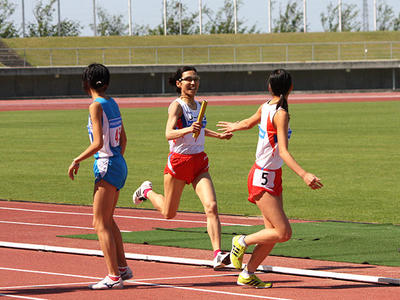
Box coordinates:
[0,282,97,290]
[0,267,290,300]
[0,267,100,280]
[134,273,238,282]
[125,280,291,300]
[0,294,46,300]
[0,269,234,289]
[0,221,131,232]
[0,273,235,290]
[0,207,252,227]
[4,241,399,286]
[0,276,232,291]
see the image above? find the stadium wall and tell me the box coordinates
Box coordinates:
[0,60,399,99]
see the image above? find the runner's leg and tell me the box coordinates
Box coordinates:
[193,172,221,251]
[146,173,186,219]
[109,190,128,268]
[245,192,291,273]
[92,180,120,276]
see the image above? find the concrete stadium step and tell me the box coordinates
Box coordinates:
[0,40,30,67]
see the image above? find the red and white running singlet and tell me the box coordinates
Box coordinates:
[247,101,292,201]
[255,101,292,170]
[168,98,207,155]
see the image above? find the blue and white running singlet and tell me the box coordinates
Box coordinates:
[87,97,127,190]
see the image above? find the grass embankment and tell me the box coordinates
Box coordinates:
[3,31,400,66]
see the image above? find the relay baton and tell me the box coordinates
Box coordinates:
[192,100,208,139]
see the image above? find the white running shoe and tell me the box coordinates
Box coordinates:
[213,252,231,270]
[89,276,123,290]
[133,181,152,205]
[120,266,133,281]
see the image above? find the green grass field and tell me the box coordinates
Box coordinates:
[1,101,399,224]
[3,31,400,66]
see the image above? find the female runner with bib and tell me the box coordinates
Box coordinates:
[217,69,323,288]
[133,66,232,269]
[68,64,131,290]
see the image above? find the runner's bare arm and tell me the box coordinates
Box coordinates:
[68,102,104,180]
[217,105,262,133]
[204,128,232,140]
[274,109,323,190]
[165,101,201,140]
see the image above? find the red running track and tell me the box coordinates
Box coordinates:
[0,91,399,111]
[0,200,399,300]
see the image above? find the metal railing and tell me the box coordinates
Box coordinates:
[1,41,399,67]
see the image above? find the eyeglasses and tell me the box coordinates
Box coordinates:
[179,76,200,82]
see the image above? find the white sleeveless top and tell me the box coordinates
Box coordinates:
[168,98,207,155]
[87,97,123,159]
[255,101,291,170]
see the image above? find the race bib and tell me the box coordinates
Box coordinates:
[109,117,122,147]
[252,168,276,189]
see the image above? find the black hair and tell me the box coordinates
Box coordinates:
[267,69,292,112]
[82,63,110,94]
[168,66,198,93]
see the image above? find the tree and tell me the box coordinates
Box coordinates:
[91,6,128,36]
[56,20,82,36]
[321,2,361,32]
[136,0,257,36]
[376,0,394,31]
[204,0,258,34]
[320,3,338,32]
[0,0,19,38]
[394,13,400,31]
[147,0,200,35]
[28,0,81,37]
[272,0,304,33]
[132,24,152,36]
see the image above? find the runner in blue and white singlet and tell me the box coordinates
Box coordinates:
[87,97,127,190]
[68,64,131,290]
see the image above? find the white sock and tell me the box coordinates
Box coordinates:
[239,235,247,247]
[240,269,250,278]
[241,268,255,278]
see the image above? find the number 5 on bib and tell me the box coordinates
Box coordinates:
[253,168,276,189]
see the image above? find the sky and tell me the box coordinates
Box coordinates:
[9,0,400,36]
